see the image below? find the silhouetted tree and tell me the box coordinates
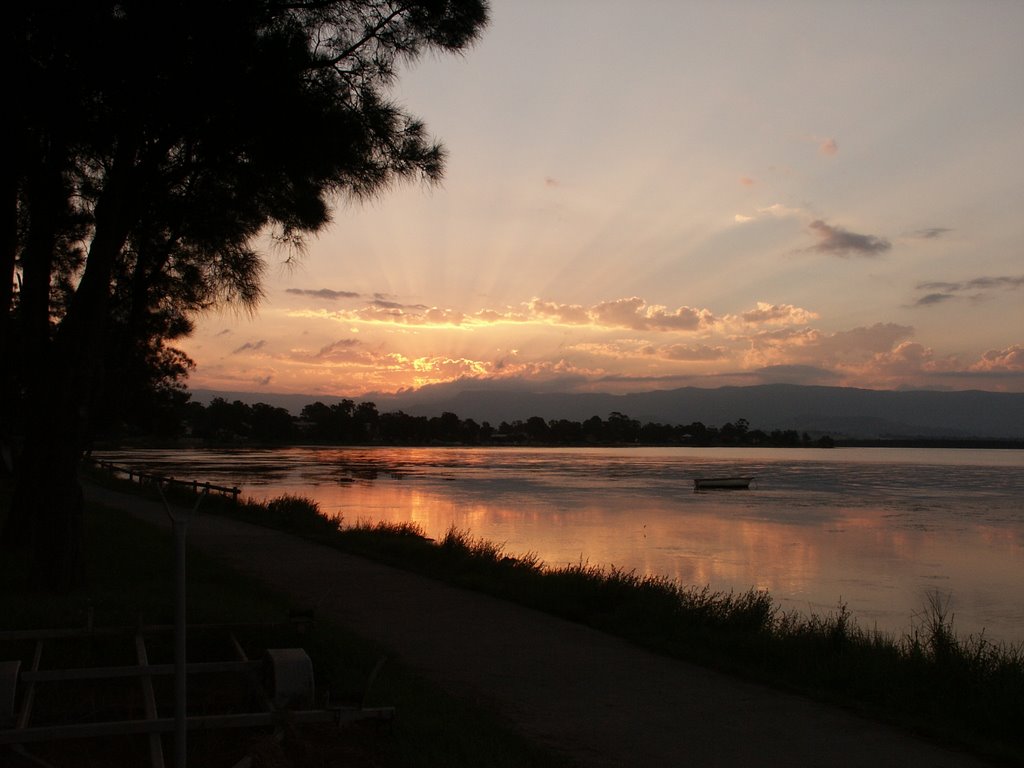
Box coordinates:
[205,398,253,441]
[5,0,489,589]
[379,410,429,443]
[606,412,641,443]
[353,401,380,443]
[299,402,334,440]
[639,421,673,443]
[459,417,481,444]
[250,403,296,443]
[524,415,550,443]
[329,400,357,441]
[429,411,462,443]
[549,418,583,443]
[581,415,604,443]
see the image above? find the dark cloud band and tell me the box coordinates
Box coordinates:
[286,288,361,299]
[808,220,891,257]
[914,274,1024,307]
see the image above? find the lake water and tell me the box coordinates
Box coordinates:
[94,446,1024,644]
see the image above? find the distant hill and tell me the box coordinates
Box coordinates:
[188,384,1024,440]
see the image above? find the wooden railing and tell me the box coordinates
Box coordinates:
[87,458,241,503]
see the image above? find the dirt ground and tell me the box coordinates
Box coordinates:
[83,484,998,768]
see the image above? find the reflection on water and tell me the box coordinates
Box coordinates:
[95,446,1024,643]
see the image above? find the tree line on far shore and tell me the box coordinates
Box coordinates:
[100,396,836,448]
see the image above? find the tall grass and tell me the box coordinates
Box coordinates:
[82,470,1024,763]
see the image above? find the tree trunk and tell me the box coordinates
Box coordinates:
[5,141,138,591]
[1,155,64,548]
[13,415,85,592]
[0,163,18,477]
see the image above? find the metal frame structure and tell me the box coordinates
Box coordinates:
[3,480,392,767]
[0,619,394,767]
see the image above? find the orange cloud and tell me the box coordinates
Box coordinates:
[735,302,818,326]
[971,345,1024,371]
[655,343,730,362]
[288,296,719,334]
[569,340,730,363]
[231,339,267,355]
[590,297,716,332]
[734,203,804,224]
[743,323,915,369]
[528,299,591,324]
[819,137,839,156]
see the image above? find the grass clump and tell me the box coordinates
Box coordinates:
[236,493,341,536]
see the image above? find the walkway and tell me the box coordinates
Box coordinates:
[84,484,995,768]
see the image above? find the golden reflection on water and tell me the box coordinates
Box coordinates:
[291,478,1023,640]
[94,445,1024,642]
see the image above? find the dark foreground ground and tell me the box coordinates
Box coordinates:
[82,484,997,768]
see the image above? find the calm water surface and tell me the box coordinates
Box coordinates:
[95,446,1024,643]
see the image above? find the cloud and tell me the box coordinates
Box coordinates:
[352,306,472,326]
[315,339,362,360]
[736,302,818,326]
[737,202,806,224]
[807,220,891,257]
[590,298,715,332]
[545,177,561,187]
[734,203,804,224]
[383,359,605,395]
[372,298,429,310]
[735,326,1009,390]
[528,299,591,325]
[214,328,232,337]
[232,340,267,354]
[407,356,492,380]
[744,323,915,369]
[289,296,719,334]
[819,138,839,156]
[913,293,955,307]
[911,227,952,239]
[574,340,728,362]
[917,275,1024,293]
[655,344,730,362]
[913,274,1024,306]
[856,341,964,385]
[739,176,755,186]
[970,345,1024,372]
[285,288,361,300]
[759,203,803,218]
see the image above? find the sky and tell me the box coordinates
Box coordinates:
[180,0,1024,398]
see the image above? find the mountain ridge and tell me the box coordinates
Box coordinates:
[188,383,1024,440]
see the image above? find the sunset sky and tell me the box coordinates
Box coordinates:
[181,0,1024,398]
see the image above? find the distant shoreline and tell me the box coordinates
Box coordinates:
[91,437,1024,451]
[830,438,1024,450]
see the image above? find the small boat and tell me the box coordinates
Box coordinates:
[693,476,755,491]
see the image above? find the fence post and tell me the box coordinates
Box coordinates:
[156,485,206,768]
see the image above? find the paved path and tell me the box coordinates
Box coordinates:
[86,484,996,768]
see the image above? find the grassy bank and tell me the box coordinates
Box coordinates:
[0,479,572,768]
[89,466,1024,766]
[261,509,1024,764]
